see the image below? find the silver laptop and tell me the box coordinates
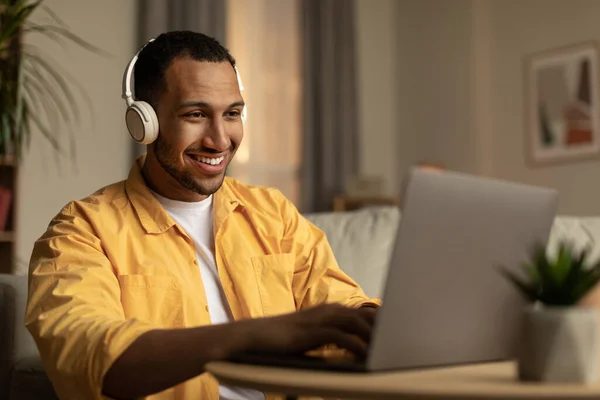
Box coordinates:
[231,168,558,372]
[367,167,558,371]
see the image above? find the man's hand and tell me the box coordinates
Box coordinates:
[104,303,375,399]
[236,303,376,358]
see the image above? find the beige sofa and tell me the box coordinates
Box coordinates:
[1,205,598,399]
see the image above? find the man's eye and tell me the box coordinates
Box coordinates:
[227,110,240,118]
[185,112,204,118]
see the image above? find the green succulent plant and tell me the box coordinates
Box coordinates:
[499,241,600,306]
[0,0,109,164]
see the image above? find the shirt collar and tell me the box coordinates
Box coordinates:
[125,154,244,234]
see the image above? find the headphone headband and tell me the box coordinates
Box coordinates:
[121,38,155,107]
[121,38,245,105]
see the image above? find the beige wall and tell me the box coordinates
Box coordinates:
[399,0,476,174]
[369,0,600,215]
[355,0,400,195]
[355,0,476,196]
[15,0,138,274]
[487,0,600,215]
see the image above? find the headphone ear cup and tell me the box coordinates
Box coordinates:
[125,101,159,144]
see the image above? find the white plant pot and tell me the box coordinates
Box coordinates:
[517,305,600,383]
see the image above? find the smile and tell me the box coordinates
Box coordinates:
[187,154,225,166]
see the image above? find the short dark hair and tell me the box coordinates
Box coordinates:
[133,30,236,107]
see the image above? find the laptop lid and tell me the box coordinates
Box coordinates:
[367,168,558,371]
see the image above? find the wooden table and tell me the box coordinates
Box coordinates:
[206,360,600,399]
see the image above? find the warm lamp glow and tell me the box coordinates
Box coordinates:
[417,161,445,171]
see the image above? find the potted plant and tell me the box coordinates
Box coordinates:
[500,241,600,383]
[0,0,107,163]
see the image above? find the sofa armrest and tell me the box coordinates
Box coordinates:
[10,356,58,400]
[0,274,47,400]
[0,278,18,399]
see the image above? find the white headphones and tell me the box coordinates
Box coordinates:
[121,38,247,144]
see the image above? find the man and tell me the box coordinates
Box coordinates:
[25,31,379,400]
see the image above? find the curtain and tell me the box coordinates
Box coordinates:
[225,0,302,203]
[300,0,359,213]
[132,0,227,159]
[138,0,226,44]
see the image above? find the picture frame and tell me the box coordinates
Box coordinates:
[524,41,600,166]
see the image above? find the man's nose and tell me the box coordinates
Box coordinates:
[203,119,229,152]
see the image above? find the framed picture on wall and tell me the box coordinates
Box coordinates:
[525,41,600,166]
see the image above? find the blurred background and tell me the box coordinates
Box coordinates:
[6,0,600,274]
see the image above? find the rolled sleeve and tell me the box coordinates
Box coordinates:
[25,203,156,399]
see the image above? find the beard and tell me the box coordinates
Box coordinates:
[154,135,229,196]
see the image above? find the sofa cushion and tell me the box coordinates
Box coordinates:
[0,275,40,363]
[0,274,53,400]
[305,206,400,298]
[548,216,600,258]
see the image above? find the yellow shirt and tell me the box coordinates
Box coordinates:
[25,155,380,400]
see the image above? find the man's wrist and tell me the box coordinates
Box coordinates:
[194,322,254,361]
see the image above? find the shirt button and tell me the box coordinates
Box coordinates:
[204,305,209,312]
[193,260,198,265]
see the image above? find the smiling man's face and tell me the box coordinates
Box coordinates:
[142,56,245,202]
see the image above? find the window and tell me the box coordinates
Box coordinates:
[226,0,301,205]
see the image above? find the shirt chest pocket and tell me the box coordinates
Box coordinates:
[251,253,297,316]
[118,275,184,328]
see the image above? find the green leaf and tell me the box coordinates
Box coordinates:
[0,114,11,158]
[24,43,97,148]
[498,240,600,306]
[530,243,559,298]
[0,1,42,45]
[14,49,25,141]
[573,270,600,303]
[562,246,589,302]
[522,262,540,283]
[554,242,573,284]
[23,59,73,124]
[23,50,79,124]
[22,53,82,168]
[574,260,600,298]
[497,266,539,301]
[27,111,65,154]
[22,23,113,58]
[22,77,60,135]
[38,5,69,28]
[0,1,106,163]
[21,101,31,152]
[22,24,72,54]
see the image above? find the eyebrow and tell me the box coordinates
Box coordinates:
[178,100,245,110]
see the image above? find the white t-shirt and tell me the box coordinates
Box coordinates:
[152,191,265,400]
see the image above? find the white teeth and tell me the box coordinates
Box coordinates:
[194,155,224,166]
